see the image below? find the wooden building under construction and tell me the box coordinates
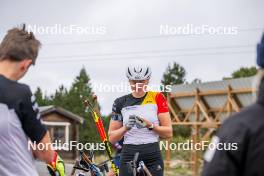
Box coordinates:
[166,76,255,176]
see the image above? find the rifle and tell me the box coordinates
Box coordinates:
[83,95,119,176]
[71,151,108,176]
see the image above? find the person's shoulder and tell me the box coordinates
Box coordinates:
[0,77,31,98]
[18,82,31,91]
[114,94,131,103]
[14,82,32,98]
[148,91,166,97]
[220,103,264,135]
[112,94,131,113]
[224,103,264,124]
[150,91,167,102]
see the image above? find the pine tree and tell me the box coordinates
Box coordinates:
[161,62,191,137]
[34,87,50,106]
[52,68,100,143]
[161,62,186,86]
[67,68,100,144]
[34,68,106,144]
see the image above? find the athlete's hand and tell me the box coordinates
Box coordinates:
[47,152,65,176]
[135,116,152,129]
[107,169,116,176]
[125,115,136,130]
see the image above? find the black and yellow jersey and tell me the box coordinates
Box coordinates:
[112,91,168,145]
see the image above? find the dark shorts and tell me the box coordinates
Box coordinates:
[119,142,164,176]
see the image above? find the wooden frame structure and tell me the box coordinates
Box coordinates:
[165,83,255,176]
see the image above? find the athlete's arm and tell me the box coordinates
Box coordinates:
[18,86,55,164]
[108,99,128,144]
[32,132,55,163]
[135,93,173,138]
[138,111,173,138]
[108,119,127,144]
[152,93,173,139]
[153,112,173,139]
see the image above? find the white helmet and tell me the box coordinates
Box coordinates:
[126,65,152,80]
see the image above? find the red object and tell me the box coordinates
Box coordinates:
[155,93,169,114]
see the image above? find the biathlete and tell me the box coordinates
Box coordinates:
[108,64,173,176]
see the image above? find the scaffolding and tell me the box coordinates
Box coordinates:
[165,77,255,176]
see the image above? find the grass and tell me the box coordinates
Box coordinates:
[165,166,192,176]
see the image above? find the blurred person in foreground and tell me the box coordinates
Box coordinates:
[0,24,65,176]
[202,33,264,176]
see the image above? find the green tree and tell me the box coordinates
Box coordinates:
[34,68,108,149]
[161,62,191,137]
[191,78,202,84]
[52,85,68,107]
[224,66,257,80]
[68,68,100,144]
[232,66,257,78]
[47,68,100,143]
[34,87,51,106]
[161,62,186,86]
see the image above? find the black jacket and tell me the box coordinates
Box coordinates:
[0,75,46,143]
[202,78,264,176]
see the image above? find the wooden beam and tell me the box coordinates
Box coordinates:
[167,85,253,175]
[172,122,221,127]
[165,138,172,169]
[227,85,241,113]
[179,107,233,113]
[168,101,180,122]
[192,89,200,176]
[170,88,255,98]
[229,97,241,112]
[170,98,181,111]
[167,94,180,122]
[227,85,233,116]
[196,101,211,122]
[215,100,228,121]
[201,128,215,141]
[183,103,196,122]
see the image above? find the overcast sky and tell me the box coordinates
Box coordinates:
[1,0,263,114]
